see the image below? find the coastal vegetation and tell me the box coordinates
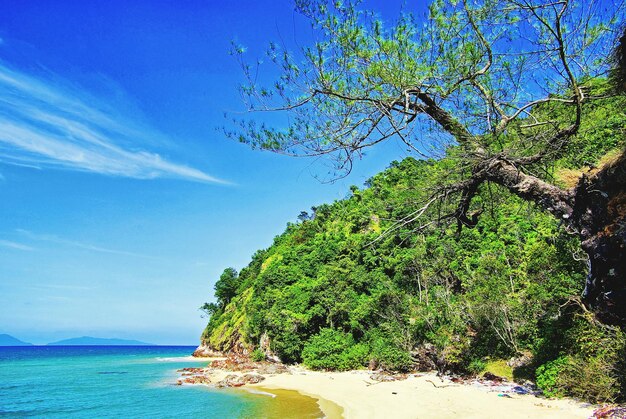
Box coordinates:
[202,79,626,401]
[202,0,626,404]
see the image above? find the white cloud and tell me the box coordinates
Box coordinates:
[0,239,34,251]
[16,229,151,258]
[0,63,228,184]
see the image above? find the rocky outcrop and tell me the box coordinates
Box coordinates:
[258,332,282,363]
[256,363,290,375]
[176,367,213,385]
[192,343,224,358]
[411,343,445,372]
[177,375,212,385]
[176,354,288,389]
[593,405,626,418]
[215,373,265,388]
[209,355,290,374]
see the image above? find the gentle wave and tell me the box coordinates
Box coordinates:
[244,389,277,398]
[154,356,208,362]
[0,346,321,417]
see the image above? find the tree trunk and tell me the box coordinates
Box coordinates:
[573,151,626,325]
[480,152,626,326]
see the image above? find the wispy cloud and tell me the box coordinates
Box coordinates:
[16,229,151,258]
[44,284,94,291]
[26,283,95,292]
[0,239,34,251]
[0,62,227,184]
[39,295,73,302]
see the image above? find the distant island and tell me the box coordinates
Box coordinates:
[0,334,33,346]
[47,336,152,346]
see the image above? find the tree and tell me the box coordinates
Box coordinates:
[229,0,626,325]
[214,267,241,308]
[200,302,220,318]
[614,22,626,91]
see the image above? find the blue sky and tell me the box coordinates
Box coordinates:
[0,0,414,344]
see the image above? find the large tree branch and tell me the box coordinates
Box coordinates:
[311,87,478,154]
[479,157,573,220]
[414,92,478,152]
[454,173,485,234]
[452,156,574,232]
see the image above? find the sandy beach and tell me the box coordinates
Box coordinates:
[253,369,594,419]
[190,359,595,419]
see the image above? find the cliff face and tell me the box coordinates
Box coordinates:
[192,343,224,358]
[198,287,254,356]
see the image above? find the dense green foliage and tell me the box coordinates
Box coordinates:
[214,267,241,309]
[202,84,626,401]
[301,328,368,371]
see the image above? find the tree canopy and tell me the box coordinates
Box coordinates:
[200,2,626,394]
[203,86,626,399]
[231,0,622,170]
[227,0,626,324]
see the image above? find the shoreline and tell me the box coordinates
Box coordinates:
[249,386,344,418]
[249,368,594,419]
[181,357,597,418]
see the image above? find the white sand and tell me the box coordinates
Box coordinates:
[156,356,224,362]
[249,368,595,419]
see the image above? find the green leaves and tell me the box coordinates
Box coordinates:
[536,356,569,398]
[228,0,624,183]
[214,267,241,309]
[302,328,366,370]
[200,151,589,369]
[205,88,625,395]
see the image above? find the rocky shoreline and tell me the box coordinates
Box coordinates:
[176,355,290,387]
[191,343,225,358]
[180,352,531,392]
[179,348,626,418]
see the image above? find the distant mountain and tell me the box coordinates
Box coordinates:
[0,334,33,346]
[47,336,152,346]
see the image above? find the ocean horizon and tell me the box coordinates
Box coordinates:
[0,346,322,418]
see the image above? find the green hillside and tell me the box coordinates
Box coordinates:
[201,81,626,402]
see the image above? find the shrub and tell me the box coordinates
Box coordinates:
[536,356,569,398]
[467,358,486,375]
[272,332,305,364]
[556,315,626,402]
[558,356,620,403]
[251,348,265,362]
[367,331,413,371]
[302,328,366,371]
[340,343,369,370]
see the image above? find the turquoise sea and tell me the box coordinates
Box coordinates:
[0,346,322,418]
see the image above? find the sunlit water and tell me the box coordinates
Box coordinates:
[0,346,322,418]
